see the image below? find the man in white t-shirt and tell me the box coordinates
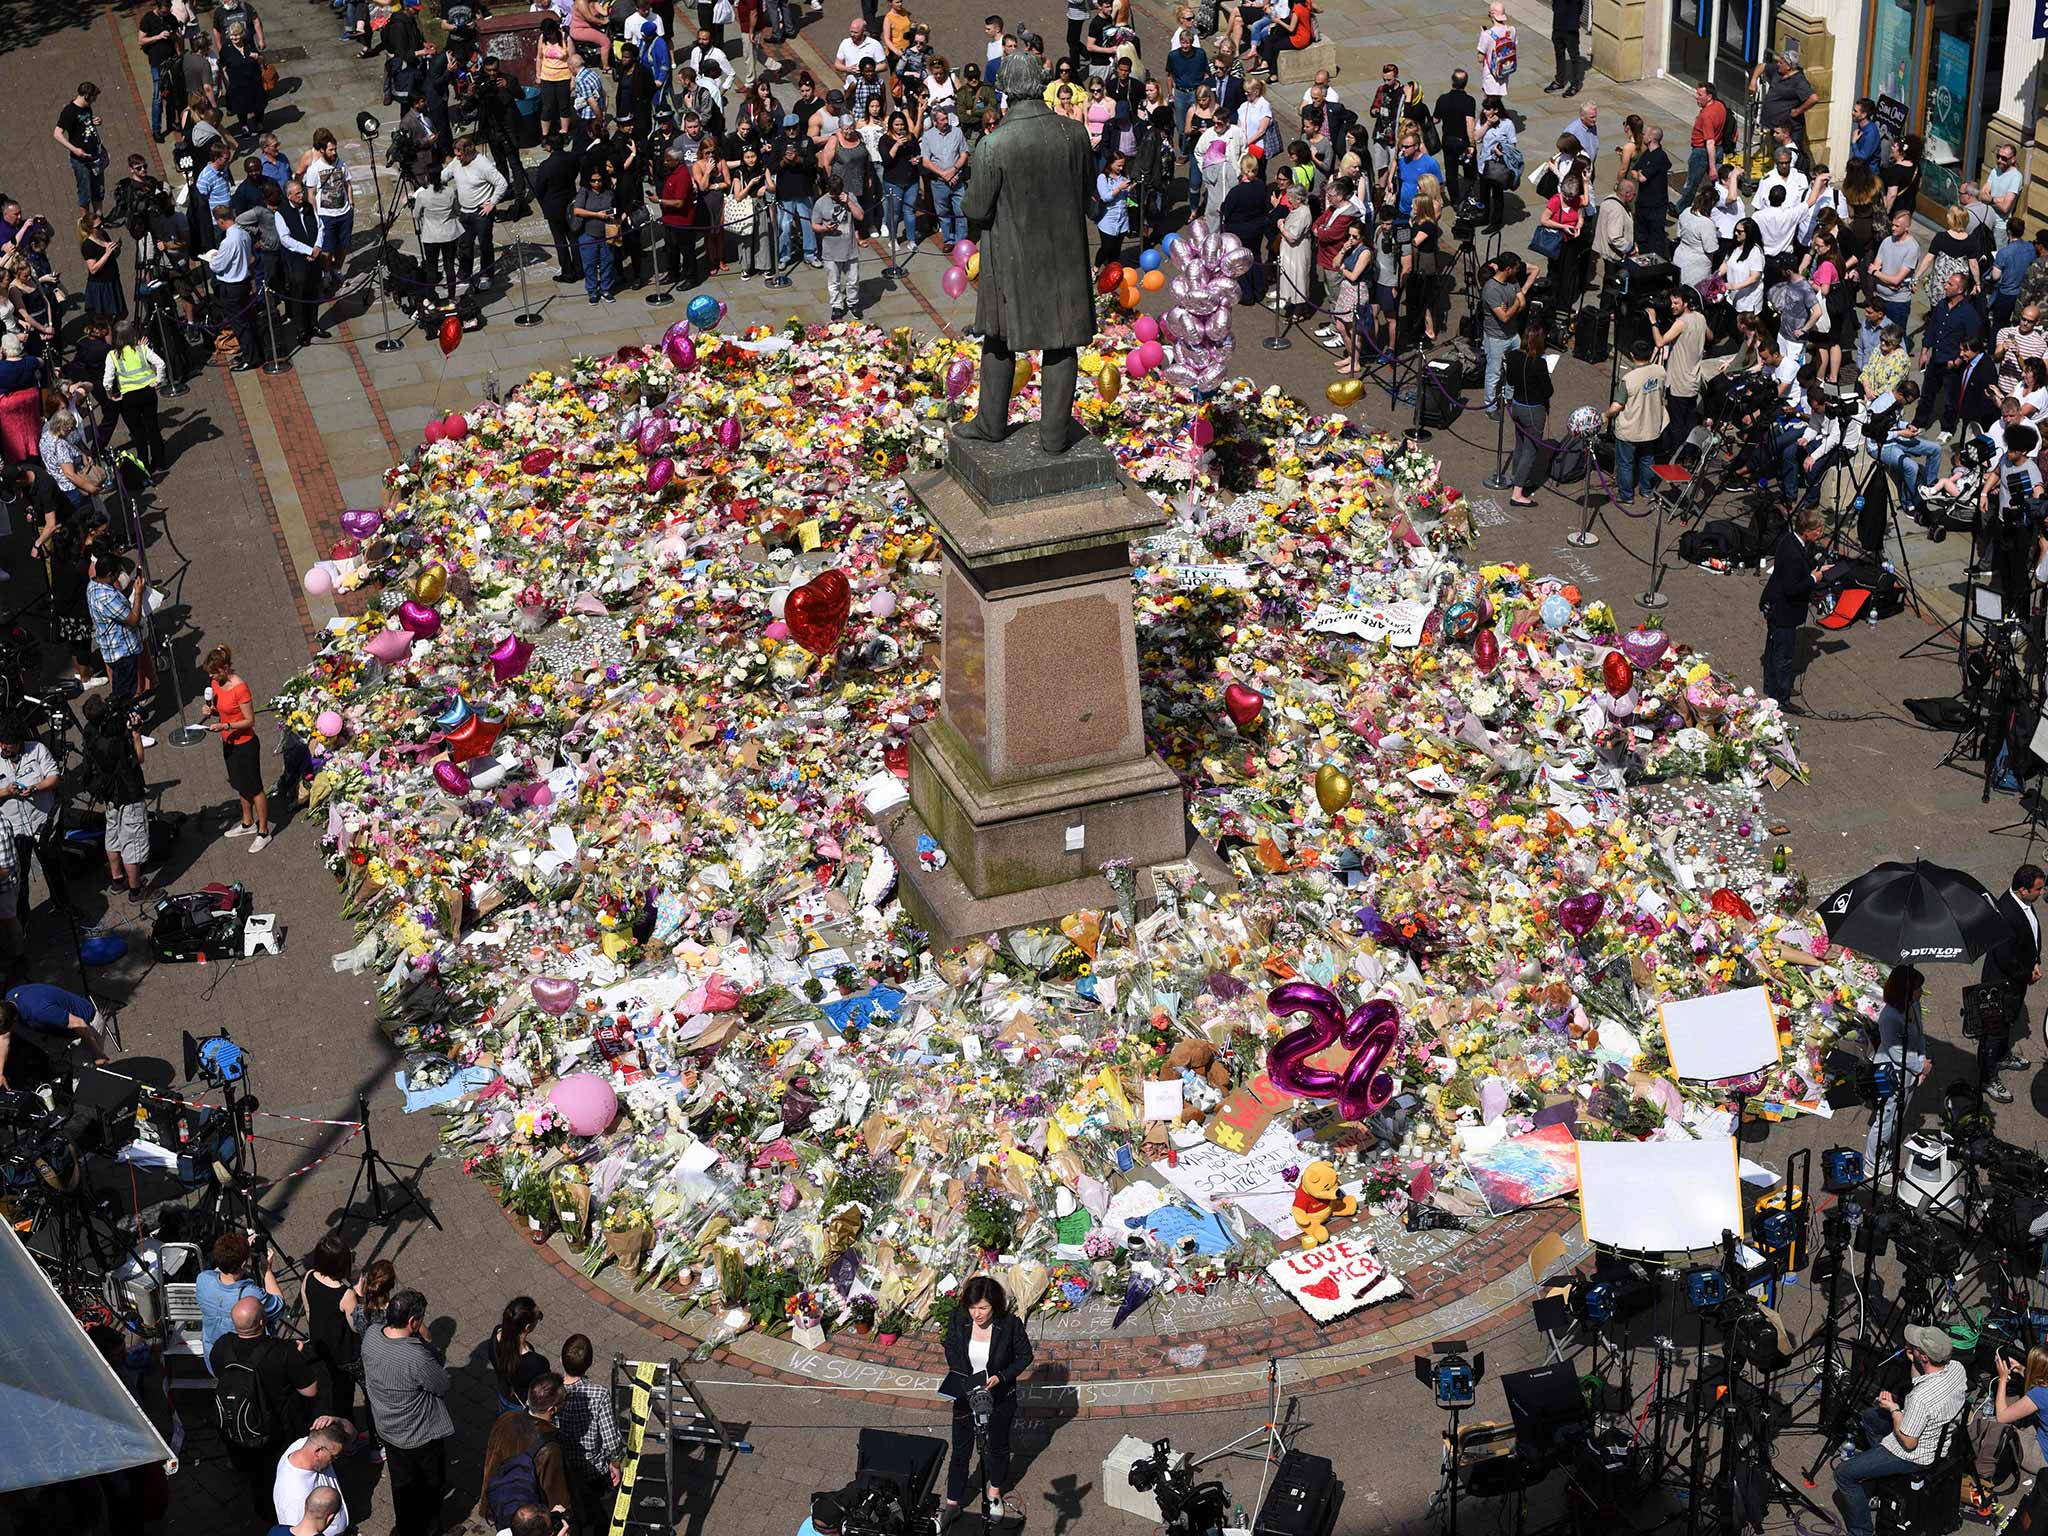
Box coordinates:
[1753,182,1807,260]
[1754,146,1809,207]
[1475,3,1515,100]
[1298,67,1342,110]
[834,18,885,87]
[272,1420,351,1536]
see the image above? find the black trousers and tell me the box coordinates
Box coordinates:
[457,209,495,288]
[1662,390,1698,462]
[423,240,459,301]
[14,829,66,921]
[946,1401,1016,1503]
[1066,15,1086,65]
[1552,26,1583,87]
[661,223,700,287]
[280,255,323,339]
[385,1437,448,1536]
[116,389,166,474]
[546,211,581,277]
[1978,1001,2023,1084]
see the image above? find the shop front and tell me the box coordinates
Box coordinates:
[1861,0,2011,213]
[1667,0,1773,105]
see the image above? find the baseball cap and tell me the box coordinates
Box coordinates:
[1902,1324,1953,1364]
[826,89,845,108]
[639,18,656,35]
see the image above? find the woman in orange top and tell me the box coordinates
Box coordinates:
[536,17,576,141]
[203,645,270,851]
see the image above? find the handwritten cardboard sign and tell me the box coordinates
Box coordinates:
[1266,1236,1406,1323]
[1157,1121,1363,1238]
[1304,600,1431,648]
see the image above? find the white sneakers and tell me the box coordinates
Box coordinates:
[225,824,256,838]
[249,834,270,853]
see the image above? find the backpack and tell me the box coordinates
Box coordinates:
[1716,103,1737,157]
[1488,29,1518,82]
[484,1444,548,1526]
[213,1342,284,1449]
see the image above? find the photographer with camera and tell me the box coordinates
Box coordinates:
[1758,504,1834,708]
[1833,1326,1968,1536]
[940,1275,1033,1527]
[197,1230,287,1368]
[1991,1347,2048,1467]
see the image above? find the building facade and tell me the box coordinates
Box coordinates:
[1595,0,2048,222]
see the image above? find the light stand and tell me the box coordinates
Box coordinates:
[1418,1343,1483,1536]
[357,112,405,353]
[339,1090,440,1229]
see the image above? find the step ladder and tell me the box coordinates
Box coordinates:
[608,1356,753,1536]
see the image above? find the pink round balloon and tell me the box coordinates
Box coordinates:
[951,239,977,267]
[365,628,413,663]
[1133,315,1160,344]
[764,619,791,640]
[303,565,334,597]
[315,710,345,738]
[664,333,697,372]
[868,590,897,619]
[941,266,967,299]
[637,416,673,457]
[548,1071,618,1136]
[1138,340,1166,370]
[1191,416,1215,447]
[423,420,445,445]
[1125,350,1149,380]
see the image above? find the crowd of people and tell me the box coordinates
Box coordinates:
[187,1227,631,1536]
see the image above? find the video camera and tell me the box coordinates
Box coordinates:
[1128,1438,1231,1536]
[106,173,173,234]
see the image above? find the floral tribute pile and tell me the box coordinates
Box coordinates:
[283,315,1872,1342]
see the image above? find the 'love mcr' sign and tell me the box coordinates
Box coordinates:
[1266,1236,1406,1324]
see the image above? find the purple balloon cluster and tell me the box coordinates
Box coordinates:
[1161,224,1253,393]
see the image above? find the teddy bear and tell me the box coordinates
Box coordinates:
[1150,1040,1233,1125]
[1291,1160,1357,1249]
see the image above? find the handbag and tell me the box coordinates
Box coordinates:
[260,60,280,94]
[1530,224,1565,260]
[722,194,756,234]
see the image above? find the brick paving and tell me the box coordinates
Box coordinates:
[5,2,2047,1535]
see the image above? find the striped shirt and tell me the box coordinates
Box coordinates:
[1884,1361,1968,1466]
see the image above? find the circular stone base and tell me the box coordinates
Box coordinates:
[514,1202,1584,1414]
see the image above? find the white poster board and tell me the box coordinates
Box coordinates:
[1577,1138,1745,1253]
[1265,1236,1406,1323]
[1154,1122,1364,1239]
[1659,986,1781,1083]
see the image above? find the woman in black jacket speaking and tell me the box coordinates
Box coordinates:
[940,1275,1034,1525]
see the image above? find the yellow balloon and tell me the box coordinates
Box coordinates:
[1324,379,1363,407]
[967,253,981,281]
[1096,363,1122,403]
[413,563,448,604]
[1010,357,1034,399]
[1314,765,1353,815]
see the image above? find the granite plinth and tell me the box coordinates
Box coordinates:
[948,426,1122,507]
[910,451,1165,569]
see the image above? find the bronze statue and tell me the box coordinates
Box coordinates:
[955,52,1097,456]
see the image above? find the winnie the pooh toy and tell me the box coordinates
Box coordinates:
[1290,1160,1357,1249]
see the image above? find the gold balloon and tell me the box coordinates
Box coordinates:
[413,563,448,604]
[1096,362,1122,403]
[1314,765,1353,814]
[1010,356,1034,399]
[1324,379,1363,407]
[967,253,981,281]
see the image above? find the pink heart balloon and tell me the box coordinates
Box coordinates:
[366,627,413,663]
[1555,892,1607,941]
[339,508,383,540]
[397,600,441,638]
[531,977,579,1014]
[489,634,534,682]
[432,759,471,796]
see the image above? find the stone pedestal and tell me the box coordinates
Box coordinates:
[883,432,1215,947]
[1591,0,1648,83]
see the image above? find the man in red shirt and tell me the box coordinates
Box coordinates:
[654,145,699,290]
[1677,81,1725,214]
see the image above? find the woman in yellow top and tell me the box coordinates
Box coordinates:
[1044,64,1087,123]
[881,0,916,58]
[536,16,576,141]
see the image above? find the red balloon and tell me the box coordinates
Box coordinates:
[444,714,504,764]
[1474,629,1500,673]
[1222,682,1264,729]
[439,315,463,357]
[442,413,468,441]
[1096,263,1124,295]
[783,569,853,657]
[1602,650,1634,697]
[422,420,445,444]
[520,449,557,476]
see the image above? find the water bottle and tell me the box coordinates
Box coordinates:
[1772,844,1788,875]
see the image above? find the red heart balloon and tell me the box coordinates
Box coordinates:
[1474,629,1501,674]
[1223,683,1265,729]
[1096,263,1124,295]
[784,570,852,657]
[1602,650,1634,698]
[445,714,504,763]
[438,314,463,357]
[883,743,909,777]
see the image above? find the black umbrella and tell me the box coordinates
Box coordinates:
[1817,860,2006,966]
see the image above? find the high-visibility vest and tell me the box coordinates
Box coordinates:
[113,346,155,397]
